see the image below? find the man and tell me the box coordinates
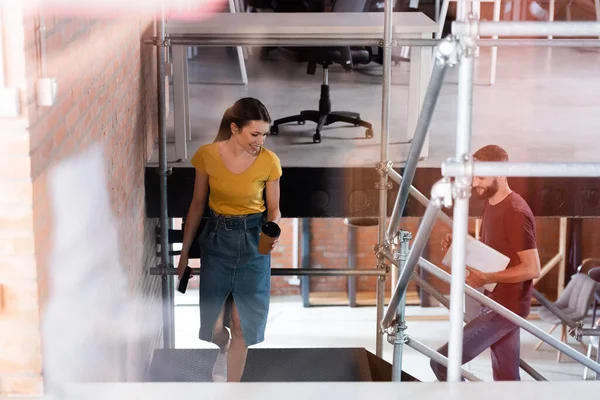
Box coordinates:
[430,145,541,381]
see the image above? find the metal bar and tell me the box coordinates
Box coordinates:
[301,218,311,308]
[477,38,600,47]
[446,38,475,382]
[149,267,386,277]
[558,218,568,296]
[531,289,578,329]
[386,41,453,242]
[272,268,385,276]
[150,37,600,48]
[392,232,411,382]
[375,0,394,359]
[442,161,600,178]
[386,169,454,227]
[453,20,600,38]
[164,37,400,47]
[534,252,562,284]
[518,359,547,382]
[404,335,483,382]
[348,225,357,308]
[418,257,600,375]
[381,200,441,330]
[447,196,470,383]
[578,328,600,337]
[157,7,174,350]
[411,270,450,309]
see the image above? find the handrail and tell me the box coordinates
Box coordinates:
[149,267,386,277]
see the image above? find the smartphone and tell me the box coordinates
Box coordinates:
[177,266,192,294]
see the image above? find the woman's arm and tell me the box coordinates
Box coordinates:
[265,178,281,224]
[180,170,209,259]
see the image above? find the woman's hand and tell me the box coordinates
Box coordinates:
[177,255,190,280]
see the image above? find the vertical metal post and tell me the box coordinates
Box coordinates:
[301,218,311,308]
[447,12,476,382]
[157,8,174,349]
[375,0,394,358]
[392,231,412,381]
[348,225,357,308]
[386,39,457,242]
[381,189,447,330]
[557,217,568,296]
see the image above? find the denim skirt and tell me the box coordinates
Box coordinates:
[198,209,271,347]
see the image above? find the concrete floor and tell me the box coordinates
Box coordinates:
[153,44,600,168]
[174,290,599,382]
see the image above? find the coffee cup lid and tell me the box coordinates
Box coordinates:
[262,221,281,237]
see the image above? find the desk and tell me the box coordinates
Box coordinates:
[168,12,438,161]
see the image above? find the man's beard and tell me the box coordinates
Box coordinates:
[475,179,499,199]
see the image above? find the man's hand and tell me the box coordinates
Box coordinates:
[441,233,452,251]
[466,267,492,289]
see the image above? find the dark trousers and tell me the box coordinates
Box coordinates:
[430,307,521,381]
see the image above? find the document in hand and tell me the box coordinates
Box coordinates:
[442,235,510,292]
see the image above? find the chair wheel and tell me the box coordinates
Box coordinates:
[298,121,305,125]
[270,125,279,135]
[365,128,373,138]
[313,133,321,143]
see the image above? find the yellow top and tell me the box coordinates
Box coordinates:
[190,142,282,216]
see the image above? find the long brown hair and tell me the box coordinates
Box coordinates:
[214,98,272,142]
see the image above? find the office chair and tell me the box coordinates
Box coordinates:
[269,0,375,143]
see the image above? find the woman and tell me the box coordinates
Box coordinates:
[177,97,282,382]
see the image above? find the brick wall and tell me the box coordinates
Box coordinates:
[0,9,161,395]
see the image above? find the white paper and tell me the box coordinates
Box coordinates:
[442,235,511,292]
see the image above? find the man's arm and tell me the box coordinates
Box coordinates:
[485,248,541,284]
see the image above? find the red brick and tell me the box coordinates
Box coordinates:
[44,30,63,64]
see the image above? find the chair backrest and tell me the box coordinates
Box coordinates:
[559,273,598,318]
[331,0,369,12]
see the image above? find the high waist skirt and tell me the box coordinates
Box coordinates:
[198,209,271,347]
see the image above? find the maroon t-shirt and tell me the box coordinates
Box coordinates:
[480,192,537,318]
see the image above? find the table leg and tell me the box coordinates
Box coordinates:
[172,45,189,161]
[183,48,191,141]
[407,35,433,160]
